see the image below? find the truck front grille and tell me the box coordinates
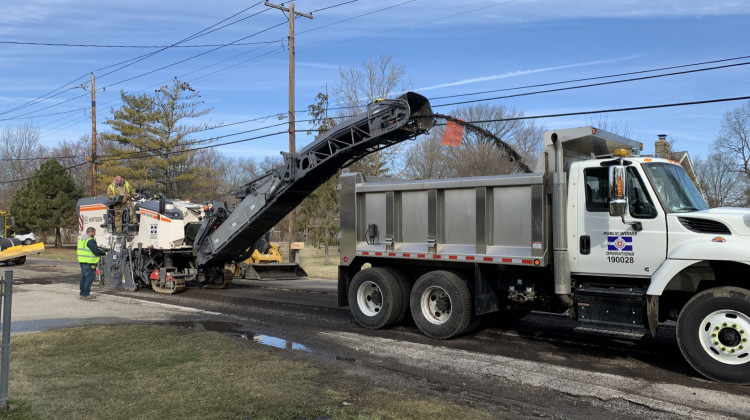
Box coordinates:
[678,217,731,234]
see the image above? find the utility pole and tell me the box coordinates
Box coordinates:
[90,73,97,196]
[265,1,312,251]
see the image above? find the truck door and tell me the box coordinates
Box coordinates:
[575,166,667,278]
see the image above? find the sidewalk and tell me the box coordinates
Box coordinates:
[7,282,219,336]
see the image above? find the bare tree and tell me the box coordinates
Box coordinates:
[52,135,93,196]
[585,113,634,138]
[332,53,410,176]
[0,122,47,209]
[402,130,452,180]
[694,152,747,207]
[403,104,545,179]
[714,100,750,179]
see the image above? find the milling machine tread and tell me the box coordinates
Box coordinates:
[151,277,186,294]
[203,269,234,289]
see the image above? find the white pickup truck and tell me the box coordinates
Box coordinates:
[13,232,36,245]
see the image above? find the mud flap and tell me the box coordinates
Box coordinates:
[474,263,500,316]
[100,237,137,291]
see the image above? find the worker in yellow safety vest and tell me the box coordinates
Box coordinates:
[77,227,107,300]
[107,175,137,233]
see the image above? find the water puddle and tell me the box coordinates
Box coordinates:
[167,321,309,352]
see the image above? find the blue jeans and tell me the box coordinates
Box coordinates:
[79,263,96,297]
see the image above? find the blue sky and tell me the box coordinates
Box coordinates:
[1,0,749,161]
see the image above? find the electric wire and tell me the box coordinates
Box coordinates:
[431,61,750,108]
[0,73,89,116]
[0,107,88,122]
[296,0,416,36]
[428,54,750,101]
[103,20,286,88]
[0,40,281,48]
[7,94,750,183]
[456,95,750,124]
[96,2,267,78]
[297,0,518,51]
[311,0,361,13]
[1,4,269,120]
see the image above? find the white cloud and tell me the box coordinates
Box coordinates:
[417,55,640,91]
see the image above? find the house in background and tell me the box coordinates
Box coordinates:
[653,134,701,193]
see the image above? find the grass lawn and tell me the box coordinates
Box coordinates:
[299,246,339,279]
[1,325,489,419]
[34,245,340,280]
[34,247,76,261]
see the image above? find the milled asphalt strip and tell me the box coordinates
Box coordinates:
[321,331,749,419]
[97,292,224,316]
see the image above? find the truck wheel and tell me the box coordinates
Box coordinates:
[23,239,32,245]
[676,287,750,384]
[348,267,405,329]
[13,256,26,265]
[410,271,473,339]
[379,266,412,324]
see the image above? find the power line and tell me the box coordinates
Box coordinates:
[0,161,89,185]
[104,21,286,88]
[97,2,268,79]
[0,73,89,116]
[296,0,416,36]
[97,131,287,164]
[0,4,270,119]
[428,54,750,101]
[455,95,750,124]
[311,0,360,13]
[0,92,89,120]
[297,0,518,51]
[431,61,750,108]
[0,107,88,122]
[0,40,278,48]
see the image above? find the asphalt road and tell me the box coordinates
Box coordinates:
[6,257,750,419]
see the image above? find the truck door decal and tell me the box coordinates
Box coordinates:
[577,166,667,276]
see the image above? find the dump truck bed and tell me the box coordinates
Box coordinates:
[339,172,549,267]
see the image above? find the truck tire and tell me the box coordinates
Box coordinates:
[379,266,412,324]
[676,286,750,384]
[348,267,405,329]
[23,239,32,245]
[410,270,473,339]
[13,256,26,265]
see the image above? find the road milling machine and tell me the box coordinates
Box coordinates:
[76,92,434,294]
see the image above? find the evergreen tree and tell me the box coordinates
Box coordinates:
[100,78,217,199]
[9,159,83,247]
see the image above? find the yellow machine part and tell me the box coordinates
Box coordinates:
[233,242,308,280]
[248,242,283,264]
[0,242,45,262]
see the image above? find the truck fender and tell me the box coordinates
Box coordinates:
[646,236,750,296]
[646,259,701,296]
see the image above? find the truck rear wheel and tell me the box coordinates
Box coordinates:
[348,267,405,329]
[410,270,473,339]
[676,287,750,384]
[379,266,411,324]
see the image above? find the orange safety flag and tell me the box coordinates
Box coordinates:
[441,119,465,146]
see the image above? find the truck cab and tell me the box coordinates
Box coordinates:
[568,155,710,278]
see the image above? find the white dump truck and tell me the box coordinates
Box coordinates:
[338,126,750,384]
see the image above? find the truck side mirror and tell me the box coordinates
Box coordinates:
[608,165,627,217]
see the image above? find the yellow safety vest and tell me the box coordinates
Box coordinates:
[77,237,100,264]
[109,181,131,196]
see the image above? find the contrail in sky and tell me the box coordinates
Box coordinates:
[417,55,640,91]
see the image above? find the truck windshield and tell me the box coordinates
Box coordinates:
[643,163,708,213]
